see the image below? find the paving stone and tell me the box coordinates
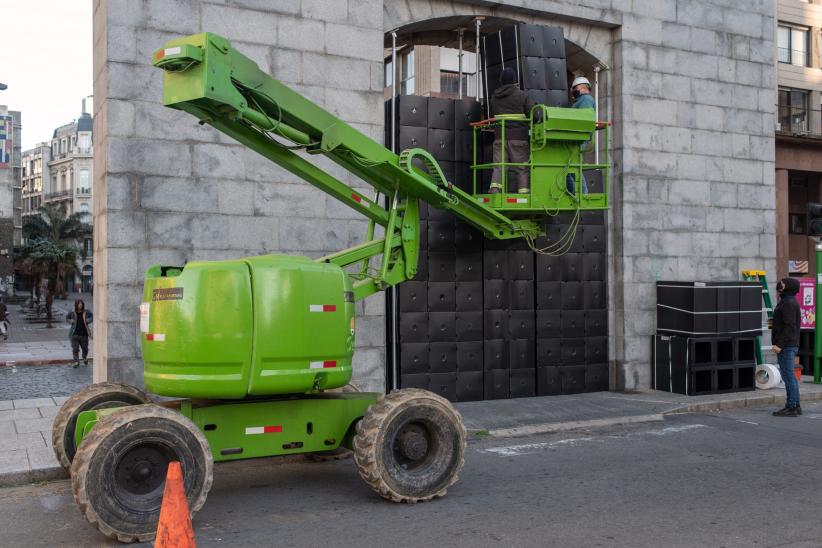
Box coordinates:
[0,408,42,421]
[14,417,54,435]
[0,400,11,411]
[52,397,70,406]
[0,433,47,451]
[13,398,56,410]
[38,406,60,419]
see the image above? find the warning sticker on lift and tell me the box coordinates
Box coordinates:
[152,287,184,301]
[139,303,150,333]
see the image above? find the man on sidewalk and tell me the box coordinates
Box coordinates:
[66,299,92,368]
[772,277,801,417]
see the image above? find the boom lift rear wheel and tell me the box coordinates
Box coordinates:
[353,389,466,503]
[70,404,213,544]
[51,382,151,469]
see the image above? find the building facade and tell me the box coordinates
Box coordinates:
[21,143,50,222]
[44,104,94,292]
[775,0,822,279]
[93,0,776,392]
[0,105,21,293]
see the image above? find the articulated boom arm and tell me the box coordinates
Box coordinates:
[153,33,543,300]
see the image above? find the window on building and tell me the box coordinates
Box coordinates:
[778,23,809,66]
[400,49,415,95]
[61,139,67,154]
[778,88,809,133]
[79,169,89,192]
[52,142,58,157]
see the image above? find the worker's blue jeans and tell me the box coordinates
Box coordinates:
[777,346,800,408]
[566,173,589,195]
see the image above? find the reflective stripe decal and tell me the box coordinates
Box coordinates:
[145,333,165,342]
[245,425,283,435]
[309,304,337,312]
[310,361,337,369]
[506,197,528,204]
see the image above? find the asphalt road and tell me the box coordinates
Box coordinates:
[0,402,821,548]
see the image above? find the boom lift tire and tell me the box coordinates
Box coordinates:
[353,388,466,503]
[70,404,213,544]
[51,382,151,469]
[306,382,362,462]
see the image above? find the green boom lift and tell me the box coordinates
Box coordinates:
[52,33,610,543]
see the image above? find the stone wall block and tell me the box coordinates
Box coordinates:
[192,144,246,179]
[202,4,279,46]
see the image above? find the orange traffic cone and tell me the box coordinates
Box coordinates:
[155,461,196,548]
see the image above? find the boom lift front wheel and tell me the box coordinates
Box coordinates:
[353,389,466,503]
[70,404,213,544]
[51,382,151,469]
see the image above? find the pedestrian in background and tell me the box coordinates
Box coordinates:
[772,277,801,416]
[0,297,7,340]
[66,299,92,368]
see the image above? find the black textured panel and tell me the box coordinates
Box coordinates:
[545,58,568,90]
[456,282,483,312]
[582,253,605,282]
[509,310,535,339]
[429,372,458,401]
[399,312,428,343]
[536,254,561,282]
[484,280,510,310]
[455,311,483,341]
[411,249,428,282]
[561,253,583,282]
[400,342,429,374]
[560,310,585,338]
[583,225,606,253]
[428,97,455,130]
[427,128,455,162]
[516,24,545,57]
[429,342,457,373]
[521,56,547,90]
[428,312,456,342]
[454,222,482,250]
[542,27,566,58]
[509,368,536,398]
[456,371,483,401]
[428,252,456,282]
[536,309,561,338]
[509,338,536,369]
[561,282,583,310]
[397,125,427,150]
[584,281,606,310]
[484,369,510,399]
[456,341,483,372]
[545,89,570,108]
[427,221,455,252]
[585,310,608,337]
[510,250,535,280]
[585,364,609,392]
[454,99,481,129]
[484,309,508,340]
[400,373,429,390]
[399,281,427,313]
[484,339,509,370]
[483,250,509,280]
[586,336,608,365]
[536,281,562,309]
[427,282,456,312]
[560,365,586,394]
[536,338,562,367]
[454,130,473,163]
[511,280,535,310]
[561,338,586,365]
[537,366,561,396]
[456,253,483,281]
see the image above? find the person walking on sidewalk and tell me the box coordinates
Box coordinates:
[66,299,92,368]
[772,277,801,417]
[0,298,7,340]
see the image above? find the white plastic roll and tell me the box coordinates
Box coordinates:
[755,364,781,390]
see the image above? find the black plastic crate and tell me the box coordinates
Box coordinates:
[399,312,428,342]
[509,338,535,369]
[544,58,568,90]
[427,129,455,162]
[585,337,608,364]
[455,253,482,281]
[536,338,562,367]
[585,364,609,392]
[484,339,509,370]
[509,310,535,339]
[560,282,583,310]
[560,310,585,338]
[428,252,456,282]
[427,97,455,130]
[455,311,483,341]
[429,372,458,401]
[542,27,566,58]
[399,281,427,313]
[537,366,561,396]
[582,253,605,282]
[427,282,456,312]
[483,250,510,280]
[561,253,583,282]
[484,309,508,340]
[536,254,561,282]
[520,56,547,89]
[484,369,510,399]
[510,368,537,397]
[456,371,483,401]
[583,281,606,310]
[455,282,483,312]
[511,280,535,310]
[536,310,561,338]
[454,99,481,129]
[456,341,483,372]
[428,311,456,342]
[400,373,429,390]
[399,342,429,374]
[560,365,586,394]
[585,310,608,336]
[510,250,535,280]
[536,281,562,309]
[484,279,510,310]
[429,342,457,373]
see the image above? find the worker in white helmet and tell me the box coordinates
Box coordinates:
[566,75,595,194]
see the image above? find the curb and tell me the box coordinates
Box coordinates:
[0,466,68,489]
[0,359,93,368]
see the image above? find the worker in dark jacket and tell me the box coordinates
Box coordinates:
[772,277,801,416]
[66,299,92,368]
[489,67,536,194]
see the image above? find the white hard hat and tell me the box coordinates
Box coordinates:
[571,76,591,89]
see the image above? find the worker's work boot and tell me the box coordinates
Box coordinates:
[488,182,502,194]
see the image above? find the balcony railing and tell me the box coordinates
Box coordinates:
[76,187,91,196]
[777,105,822,139]
[44,189,73,201]
[778,47,810,66]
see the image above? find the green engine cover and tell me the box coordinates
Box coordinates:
[141,255,355,399]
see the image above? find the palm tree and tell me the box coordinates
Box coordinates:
[16,205,92,326]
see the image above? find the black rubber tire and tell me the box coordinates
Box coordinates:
[70,404,213,544]
[306,382,361,462]
[52,382,150,469]
[352,388,466,503]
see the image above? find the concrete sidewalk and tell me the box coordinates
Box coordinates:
[1,379,821,488]
[0,341,92,366]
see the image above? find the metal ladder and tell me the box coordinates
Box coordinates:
[742,269,774,365]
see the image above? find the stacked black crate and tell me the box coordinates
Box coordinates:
[653,281,761,395]
[482,24,569,113]
[391,95,485,402]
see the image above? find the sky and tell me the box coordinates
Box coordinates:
[0,1,93,150]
